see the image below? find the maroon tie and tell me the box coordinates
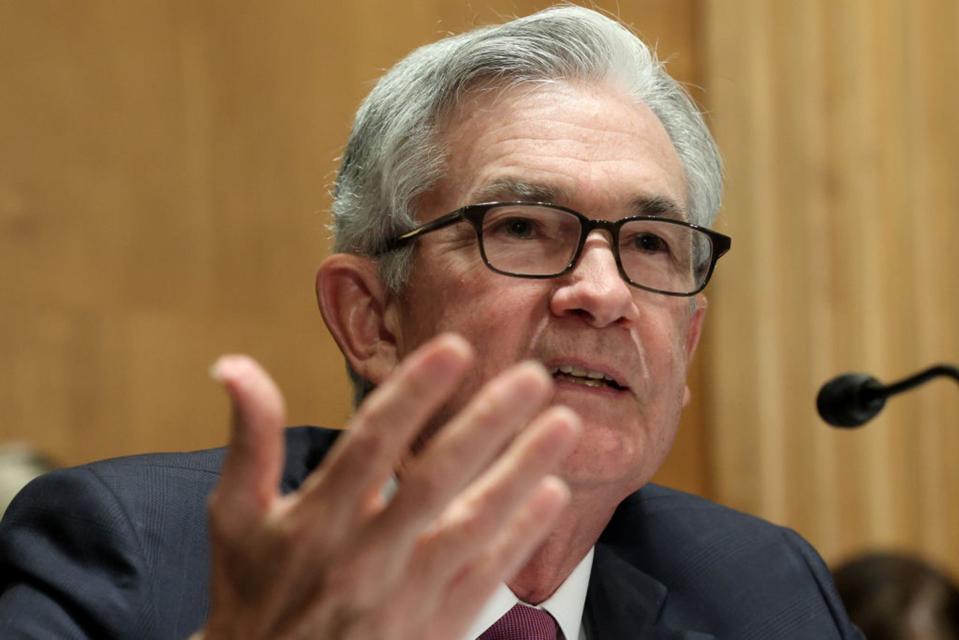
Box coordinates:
[478,604,561,640]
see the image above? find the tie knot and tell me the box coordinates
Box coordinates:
[478,604,560,640]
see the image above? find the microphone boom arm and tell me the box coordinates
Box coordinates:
[818,363,959,428]
[870,364,959,401]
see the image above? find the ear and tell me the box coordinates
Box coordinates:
[682,295,708,408]
[315,254,400,386]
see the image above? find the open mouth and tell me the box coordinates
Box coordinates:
[550,365,628,391]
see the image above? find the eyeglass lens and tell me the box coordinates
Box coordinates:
[479,204,712,294]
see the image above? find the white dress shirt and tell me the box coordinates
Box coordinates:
[462,547,594,640]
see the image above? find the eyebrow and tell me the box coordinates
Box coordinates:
[630,195,687,220]
[471,179,570,204]
[472,178,687,220]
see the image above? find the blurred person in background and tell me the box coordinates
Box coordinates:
[0,445,54,518]
[835,553,959,640]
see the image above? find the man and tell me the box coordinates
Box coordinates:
[0,6,862,639]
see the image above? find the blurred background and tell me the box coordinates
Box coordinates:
[1,0,957,581]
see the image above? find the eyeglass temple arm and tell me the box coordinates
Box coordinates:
[377,210,467,255]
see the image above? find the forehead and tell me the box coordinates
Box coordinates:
[424,81,687,219]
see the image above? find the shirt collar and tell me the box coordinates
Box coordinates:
[463,547,594,640]
[384,476,594,639]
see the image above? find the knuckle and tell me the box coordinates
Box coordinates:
[271,513,309,548]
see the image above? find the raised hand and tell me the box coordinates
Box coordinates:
[202,334,581,640]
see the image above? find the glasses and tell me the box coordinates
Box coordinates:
[378,202,732,296]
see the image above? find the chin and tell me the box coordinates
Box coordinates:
[559,425,658,495]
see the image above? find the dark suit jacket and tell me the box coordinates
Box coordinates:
[0,427,862,639]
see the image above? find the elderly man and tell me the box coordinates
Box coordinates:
[0,6,861,639]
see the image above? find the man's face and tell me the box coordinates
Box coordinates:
[388,81,705,497]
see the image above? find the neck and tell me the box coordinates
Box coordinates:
[506,487,620,604]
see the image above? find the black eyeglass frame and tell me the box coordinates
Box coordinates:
[377,201,732,297]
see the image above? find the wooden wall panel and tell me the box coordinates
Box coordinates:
[0,2,708,493]
[704,0,959,576]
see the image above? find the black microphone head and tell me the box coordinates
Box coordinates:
[816,373,886,428]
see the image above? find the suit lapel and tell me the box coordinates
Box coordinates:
[585,542,716,640]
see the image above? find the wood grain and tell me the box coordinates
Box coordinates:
[705,0,959,576]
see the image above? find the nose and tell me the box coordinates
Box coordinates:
[549,231,640,327]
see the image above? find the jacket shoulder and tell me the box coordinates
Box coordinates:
[68,424,341,492]
[610,483,780,535]
[599,484,861,638]
[606,483,827,576]
[0,426,340,639]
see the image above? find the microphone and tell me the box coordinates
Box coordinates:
[817,364,959,428]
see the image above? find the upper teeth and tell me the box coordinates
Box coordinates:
[553,365,615,383]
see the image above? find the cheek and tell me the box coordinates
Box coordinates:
[399,261,550,367]
[400,276,551,434]
[652,301,697,365]
[627,308,694,396]
[452,286,547,372]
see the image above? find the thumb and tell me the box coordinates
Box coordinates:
[211,355,287,515]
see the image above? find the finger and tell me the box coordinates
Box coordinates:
[405,407,581,585]
[295,333,474,523]
[426,476,571,640]
[377,361,555,537]
[210,355,287,516]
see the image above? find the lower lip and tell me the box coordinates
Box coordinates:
[552,374,628,397]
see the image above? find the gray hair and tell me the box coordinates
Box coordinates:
[331,6,724,404]
[332,5,723,292]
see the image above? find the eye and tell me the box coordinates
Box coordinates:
[491,216,539,239]
[633,232,670,254]
[507,217,533,237]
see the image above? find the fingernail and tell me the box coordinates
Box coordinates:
[542,475,572,502]
[437,332,473,357]
[209,357,227,383]
[209,355,244,383]
[552,405,582,428]
[523,360,550,376]
[517,360,552,387]
[428,333,474,375]
[548,406,583,449]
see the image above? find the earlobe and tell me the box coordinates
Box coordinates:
[315,254,399,385]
